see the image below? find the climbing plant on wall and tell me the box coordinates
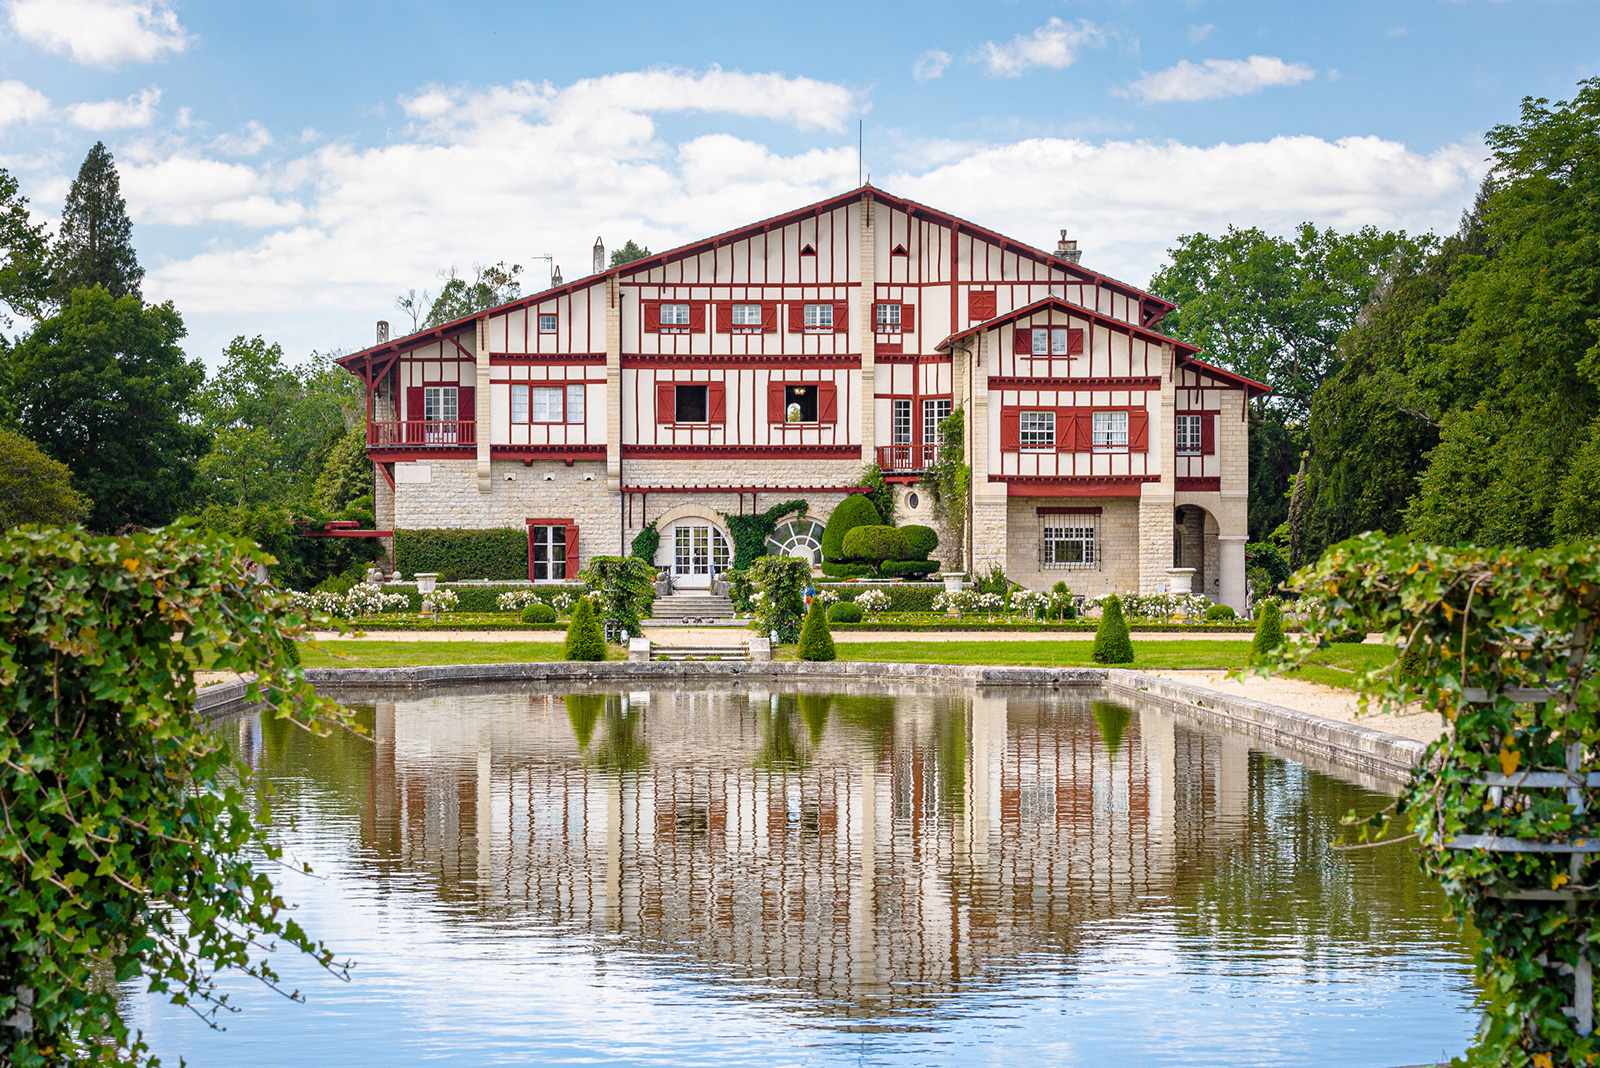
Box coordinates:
[630,520,660,566]
[927,406,969,571]
[1272,533,1600,1067]
[721,499,808,570]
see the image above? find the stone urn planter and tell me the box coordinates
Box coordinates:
[941,572,967,594]
[415,573,439,595]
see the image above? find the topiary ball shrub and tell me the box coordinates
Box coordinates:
[796,600,836,661]
[521,602,558,625]
[1329,630,1367,644]
[1250,600,1285,664]
[840,525,911,571]
[564,596,607,661]
[827,601,863,623]
[820,494,886,561]
[1091,595,1135,664]
[1204,603,1237,621]
[899,524,939,558]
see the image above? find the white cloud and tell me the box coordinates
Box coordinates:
[0,80,49,128]
[913,49,951,82]
[67,87,161,129]
[1388,26,1408,36]
[1188,23,1214,42]
[118,154,303,227]
[974,18,1109,78]
[4,0,189,66]
[213,121,274,156]
[1116,56,1315,103]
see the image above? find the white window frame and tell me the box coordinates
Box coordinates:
[1042,521,1097,569]
[1092,410,1128,451]
[510,383,529,424]
[923,398,951,448]
[423,386,458,423]
[1019,410,1056,450]
[530,525,567,582]
[803,303,834,330]
[1050,328,1070,355]
[731,303,762,328]
[660,303,692,326]
[1031,329,1049,356]
[876,303,902,331]
[892,398,913,445]
[566,384,585,425]
[1176,413,1202,454]
[537,314,557,334]
[526,385,563,424]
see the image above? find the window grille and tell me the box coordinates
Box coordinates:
[731,303,762,326]
[1041,521,1099,570]
[803,303,834,329]
[566,384,585,424]
[660,303,691,326]
[892,399,912,445]
[876,303,901,330]
[538,314,557,333]
[528,386,562,423]
[923,398,952,446]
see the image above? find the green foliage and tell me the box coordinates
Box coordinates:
[630,520,660,564]
[927,406,970,569]
[821,495,886,560]
[563,595,606,660]
[726,569,752,612]
[578,555,655,637]
[900,524,939,558]
[1246,541,1292,595]
[1204,603,1237,621]
[1250,600,1285,664]
[0,427,90,527]
[840,525,910,571]
[310,424,372,513]
[721,500,807,570]
[878,559,940,578]
[796,600,836,661]
[822,582,942,613]
[206,501,380,592]
[1091,595,1134,664]
[1279,532,1600,1066]
[520,602,557,624]
[394,528,527,580]
[609,240,651,268]
[0,523,354,1067]
[858,462,896,524]
[51,142,144,302]
[424,262,521,327]
[826,601,862,623]
[747,555,809,642]
[976,566,1009,598]
[12,287,207,531]
[820,562,873,579]
[0,166,50,332]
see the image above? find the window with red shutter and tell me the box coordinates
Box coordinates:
[457,386,475,430]
[901,304,915,332]
[1013,329,1032,355]
[817,382,837,423]
[715,303,732,333]
[1000,408,1020,451]
[767,381,786,422]
[707,383,726,423]
[1128,409,1150,451]
[787,304,805,332]
[761,303,778,333]
[688,304,706,333]
[655,382,676,423]
[643,303,661,333]
[1067,328,1085,355]
[1201,414,1216,455]
[968,291,997,321]
[564,525,579,576]
[1075,410,1094,452]
[405,386,425,443]
[832,302,848,333]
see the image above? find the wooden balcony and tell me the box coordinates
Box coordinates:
[367,420,477,448]
[876,443,938,473]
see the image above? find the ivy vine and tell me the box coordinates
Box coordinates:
[630,520,660,566]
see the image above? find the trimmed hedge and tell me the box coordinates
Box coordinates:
[564,596,606,660]
[796,601,836,661]
[820,582,942,614]
[384,582,585,613]
[878,559,940,578]
[900,525,939,557]
[827,601,863,623]
[395,528,527,580]
[821,562,873,579]
[1204,603,1237,621]
[1251,600,1285,664]
[1092,594,1134,664]
[820,495,883,560]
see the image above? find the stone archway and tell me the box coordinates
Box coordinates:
[651,503,733,590]
[1172,504,1220,600]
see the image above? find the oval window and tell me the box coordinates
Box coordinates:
[907,492,920,509]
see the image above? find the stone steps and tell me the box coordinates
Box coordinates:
[651,645,750,662]
[650,594,735,623]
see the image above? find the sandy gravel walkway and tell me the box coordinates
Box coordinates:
[1147,669,1445,744]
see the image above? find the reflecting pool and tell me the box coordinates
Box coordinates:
[130,685,1478,1067]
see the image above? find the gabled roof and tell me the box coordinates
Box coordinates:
[934,295,1201,357]
[337,184,1176,374]
[1178,356,1271,396]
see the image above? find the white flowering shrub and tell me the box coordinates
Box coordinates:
[931,589,980,615]
[1083,592,1210,623]
[855,589,890,617]
[813,589,839,607]
[496,589,542,612]
[290,586,411,620]
[977,592,1005,617]
[426,587,459,613]
[551,593,575,615]
[1010,589,1048,619]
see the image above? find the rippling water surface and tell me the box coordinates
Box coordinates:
[129,685,1478,1067]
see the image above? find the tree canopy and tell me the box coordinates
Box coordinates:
[609,240,650,267]
[0,427,90,528]
[423,262,522,327]
[51,142,143,303]
[0,166,49,333]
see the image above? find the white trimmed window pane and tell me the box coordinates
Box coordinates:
[538,314,557,333]
[731,303,762,325]
[661,303,691,325]
[1031,329,1048,355]
[566,384,585,424]
[1176,414,1202,453]
[529,386,563,422]
[1020,410,1055,449]
[924,398,952,446]
[1051,328,1069,355]
[1093,410,1128,448]
[423,386,457,422]
[892,399,912,444]
[511,384,529,424]
[876,303,901,328]
[803,303,833,328]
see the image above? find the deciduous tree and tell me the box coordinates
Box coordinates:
[0,426,90,527]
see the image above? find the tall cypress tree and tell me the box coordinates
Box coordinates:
[52,142,143,302]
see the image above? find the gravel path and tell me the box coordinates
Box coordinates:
[1147,669,1445,743]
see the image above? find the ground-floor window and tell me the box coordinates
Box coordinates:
[766,517,826,564]
[1042,520,1097,569]
[673,524,731,576]
[530,525,567,581]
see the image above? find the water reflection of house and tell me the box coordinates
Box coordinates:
[291,688,1255,1010]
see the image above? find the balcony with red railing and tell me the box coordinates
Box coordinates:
[876,443,939,473]
[367,420,477,449]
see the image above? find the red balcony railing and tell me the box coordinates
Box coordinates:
[367,420,477,448]
[876,443,939,473]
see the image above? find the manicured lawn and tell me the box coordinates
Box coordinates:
[300,640,585,668]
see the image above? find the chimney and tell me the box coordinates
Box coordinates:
[376,320,390,344]
[552,265,563,286]
[1055,229,1082,265]
[592,237,605,274]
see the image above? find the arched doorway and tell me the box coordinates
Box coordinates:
[1172,505,1220,600]
[651,504,734,590]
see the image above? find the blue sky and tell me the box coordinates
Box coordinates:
[0,0,1596,364]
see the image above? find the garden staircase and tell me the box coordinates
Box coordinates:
[650,593,736,623]
[651,643,751,662]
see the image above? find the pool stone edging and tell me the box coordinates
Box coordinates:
[197,661,1429,784]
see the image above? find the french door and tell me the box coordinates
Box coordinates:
[672,524,729,589]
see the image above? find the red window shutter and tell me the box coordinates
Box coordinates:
[969,291,997,320]
[458,387,475,432]
[1013,329,1032,355]
[1129,408,1150,451]
[707,382,726,423]
[761,302,778,333]
[1075,410,1094,451]
[1067,328,1085,355]
[1058,408,1075,450]
[526,524,537,583]
[564,524,580,578]
[1201,414,1216,455]
[767,381,786,422]
[869,302,878,330]
[788,303,804,332]
[689,304,706,333]
[833,302,848,334]
[715,303,732,333]
[1000,408,1019,451]
[643,302,661,334]
[817,382,838,423]
[901,304,915,332]
[656,381,676,423]
[405,386,425,443]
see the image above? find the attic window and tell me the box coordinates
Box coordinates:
[799,244,817,257]
[891,244,909,256]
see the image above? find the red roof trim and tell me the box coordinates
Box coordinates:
[1178,356,1271,396]
[935,295,1201,357]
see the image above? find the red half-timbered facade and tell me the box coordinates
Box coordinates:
[337,186,1264,608]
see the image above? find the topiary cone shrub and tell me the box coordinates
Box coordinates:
[796,600,836,661]
[1250,600,1284,664]
[1092,595,1134,664]
[564,595,607,661]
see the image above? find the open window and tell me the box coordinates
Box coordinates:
[766,381,838,423]
[655,381,726,424]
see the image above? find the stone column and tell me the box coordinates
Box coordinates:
[1137,342,1177,593]
[858,191,877,465]
[476,318,492,494]
[1218,535,1248,612]
[969,331,1007,575]
[606,275,623,494]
